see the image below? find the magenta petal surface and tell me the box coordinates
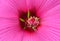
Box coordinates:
[0,0,23,41]
[38,5,60,41]
[0,0,60,41]
[0,0,18,18]
[17,0,27,11]
[39,0,60,13]
[22,32,41,41]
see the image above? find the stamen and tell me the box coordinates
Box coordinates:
[20,18,25,22]
[32,27,36,31]
[19,10,40,32]
[27,10,30,19]
[26,16,40,31]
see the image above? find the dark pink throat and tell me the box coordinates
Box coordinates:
[19,9,40,32]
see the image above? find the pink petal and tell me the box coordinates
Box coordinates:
[12,31,24,41]
[39,0,60,13]
[0,0,60,41]
[26,0,47,9]
[25,0,33,9]
[42,4,60,28]
[37,25,60,41]
[0,27,22,41]
[17,0,27,11]
[37,4,60,41]
[0,0,24,41]
[0,0,18,18]
[37,0,60,22]
[0,17,23,41]
[21,32,31,41]
[22,32,40,41]
[32,0,47,9]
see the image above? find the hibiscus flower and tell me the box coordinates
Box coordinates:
[0,0,60,41]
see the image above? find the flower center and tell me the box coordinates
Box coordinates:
[20,10,40,32]
[25,16,39,31]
